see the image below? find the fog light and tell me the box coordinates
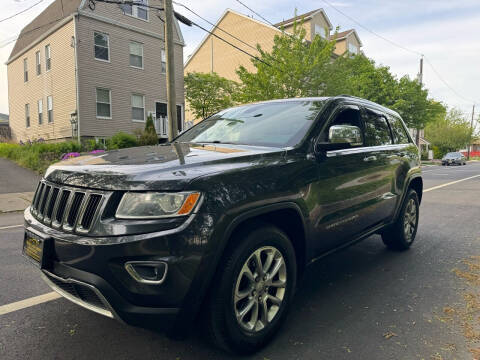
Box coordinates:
[124,261,168,285]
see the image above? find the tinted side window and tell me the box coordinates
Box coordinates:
[363,110,392,146]
[387,115,410,144]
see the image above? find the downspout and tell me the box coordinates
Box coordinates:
[73,13,81,142]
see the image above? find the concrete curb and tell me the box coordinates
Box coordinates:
[0,192,34,213]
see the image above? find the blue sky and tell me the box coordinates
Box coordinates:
[1,0,480,118]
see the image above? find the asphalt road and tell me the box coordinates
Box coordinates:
[1,163,480,359]
[0,158,40,194]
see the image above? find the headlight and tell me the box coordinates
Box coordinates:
[116,192,201,219]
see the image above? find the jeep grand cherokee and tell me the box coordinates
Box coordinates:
[23,96,422,354]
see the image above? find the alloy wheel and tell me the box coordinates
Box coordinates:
[233,246,287,333]
[403,198,417,242]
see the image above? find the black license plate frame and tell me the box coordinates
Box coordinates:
[23,230,52,269]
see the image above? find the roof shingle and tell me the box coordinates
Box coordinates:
[8,0,82,62]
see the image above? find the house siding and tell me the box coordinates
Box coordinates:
[7,19,76,142]
[184,11,280,123]
[76,14,184,138]
[184,11,279,82]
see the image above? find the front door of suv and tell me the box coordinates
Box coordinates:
[309,104,388,255]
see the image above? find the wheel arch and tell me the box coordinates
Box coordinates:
[221,203,308,279]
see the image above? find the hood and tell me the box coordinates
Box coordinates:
[45,143,286,191]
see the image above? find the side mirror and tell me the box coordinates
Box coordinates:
[316,125,363,152]
[328,125,363,145]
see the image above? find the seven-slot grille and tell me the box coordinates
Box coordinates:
[31,181,105,233]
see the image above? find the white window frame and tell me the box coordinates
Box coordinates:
[96,88,112,119]
[94,32,110,62]
[35,51,41,76]
[348,42,358,54]
[23,58,28,82]
[129,41,144,69]
[47,96,53,123]
[45,44,51,71]
[25,103,30,128]
[131,94,146,122]
[314,24,326,38]
[38,99,43,125]
[161,49,166,73]
[123,0,149,21]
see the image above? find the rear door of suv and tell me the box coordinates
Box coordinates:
[359,107,403,227]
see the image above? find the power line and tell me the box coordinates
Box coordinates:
[173,1,262,54]
[189,20,272,67]
[317,0,477,105]
[0,0,44,23]
[319,0,422,57]
[424,58,476,104]
[0,15,68,48]
[92,0,270,65]
[234,0,275,27]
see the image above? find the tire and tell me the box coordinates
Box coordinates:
[204,224,297,354]
[382,189,420,251]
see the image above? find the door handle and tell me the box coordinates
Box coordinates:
[363,155,377,162]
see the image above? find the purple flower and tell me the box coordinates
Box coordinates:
[90,149,105,154]
[62,152,80,160]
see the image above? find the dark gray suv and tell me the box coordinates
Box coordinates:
[23,96,422,354]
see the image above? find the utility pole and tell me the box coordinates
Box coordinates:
[467,104,475,160]
[416,55,424,148]
[164,0,178,141]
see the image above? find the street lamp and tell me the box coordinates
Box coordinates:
[70,111,78,140]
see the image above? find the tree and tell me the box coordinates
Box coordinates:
[184,72,238,120]
[425,108,473,157]
[390,76,445,130]
[326,55,445,130]
[236,20,336,102]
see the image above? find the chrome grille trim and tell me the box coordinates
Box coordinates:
[41,271,117,319]
[30,180,108,234]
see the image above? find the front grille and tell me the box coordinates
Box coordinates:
[30,180,106,233]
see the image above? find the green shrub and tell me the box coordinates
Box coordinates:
[145,114,156,134]
[0,141,82,174]
[421,151,429,161]
[107,132,138,150]
[138,131,158,146]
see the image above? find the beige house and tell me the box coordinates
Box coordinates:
[7,0,185,143]
[184,8,363,123]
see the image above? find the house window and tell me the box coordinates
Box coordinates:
[47,96,53,123]
[96,88,111,118]
[94,32,109,61]
[161,49,166,73]
[123,0,148,20]
[129,42,143,68]
[25,104,30,128]
[314,24,326,38]
[38,99,43,125]
[45,44,51,71]
[23,58,28,82]
[131,94,145,121]
[36,51,41,75]
[348,43,358,54]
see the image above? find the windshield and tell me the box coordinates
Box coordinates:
[445,152,461,158]
[176,100,326,147]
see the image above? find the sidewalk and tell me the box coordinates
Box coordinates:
[0,192,35,213]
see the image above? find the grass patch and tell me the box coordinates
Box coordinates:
[0,142,82,174]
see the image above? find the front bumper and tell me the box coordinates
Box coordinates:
[24,206,216,332]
